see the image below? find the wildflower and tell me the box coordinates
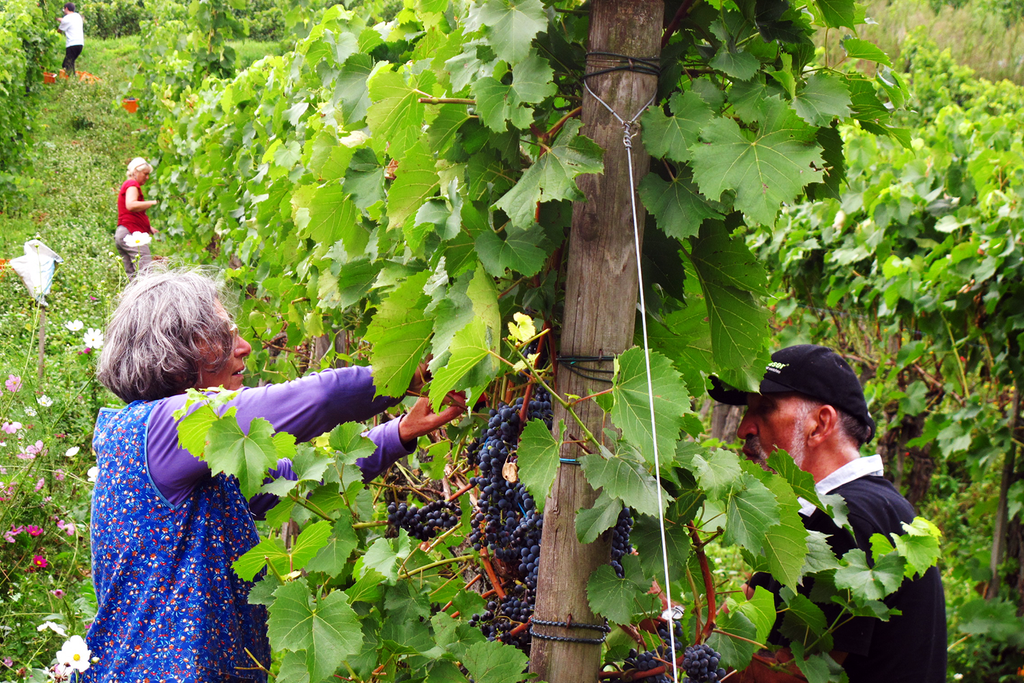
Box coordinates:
[87,466,99,483]
[1,422,20,434]
[123,232,152,247]
[51,589,65,599]
[65,446,80,458]
[35,478,45,492]
[26,525,42,536]
[57,519,77,536]
[26,440,44,455]
[55,635,91,673]
[55,469,65,481]
[83,328,104,349]
[64,320,84,332]
[1,657,10,667]
[4,525,23,542]
[37,621,68,637]
[16,452,35,461]
[78,348,92,355]
[5,375,21,392]
[37,395,53,407]
[24,407,36,417]
[32,554,48,569]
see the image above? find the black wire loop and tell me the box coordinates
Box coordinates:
[557,355,616,384]
[529,618,611,644]
[583,51,661,80]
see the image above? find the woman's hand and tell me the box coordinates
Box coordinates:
[398,392,467,444]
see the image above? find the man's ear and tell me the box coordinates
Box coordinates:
[807,404,839,446]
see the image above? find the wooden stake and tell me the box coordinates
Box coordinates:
[529,3,663,682]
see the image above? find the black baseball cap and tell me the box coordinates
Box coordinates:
[709,345,876,442]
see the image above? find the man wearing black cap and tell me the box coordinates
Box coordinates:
[710,345,946,683]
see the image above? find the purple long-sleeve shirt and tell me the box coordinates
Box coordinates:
[145,366,413,514]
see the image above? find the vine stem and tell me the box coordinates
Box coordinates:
[418,97,476,105]
[448,481,475,502]
[688,522,718,641]
[710,628,767,649]
[478,546,507,598]
[352,520,388,529]
[397,554,474,580]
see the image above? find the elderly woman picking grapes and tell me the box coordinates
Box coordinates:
[85,268,464,682]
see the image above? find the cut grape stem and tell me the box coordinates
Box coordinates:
[688,522,718,641]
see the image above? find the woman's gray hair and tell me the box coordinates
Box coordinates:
[97,268,237,403]
[126,157,151,178]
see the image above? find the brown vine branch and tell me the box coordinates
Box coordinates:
[479,546,507,599]
[661,0,697,47]
[448,481,476,502]
[688,522,718,641]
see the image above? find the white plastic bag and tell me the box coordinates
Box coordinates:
[10,239,63,304]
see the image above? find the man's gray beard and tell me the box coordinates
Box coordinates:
[744,431,807,471]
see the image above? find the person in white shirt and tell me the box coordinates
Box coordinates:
[56,3,84,77]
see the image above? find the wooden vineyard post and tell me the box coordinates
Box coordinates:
[529,2,663,682]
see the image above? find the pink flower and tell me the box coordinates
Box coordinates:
[26,440,44,455]
[34,478,45,492]
[26,525,43,536]
[16,452,35,461]
[1,422,21,434]
[32,554,48,569]
[54,469,65,481]
[5,374,21,392]
[1,656,11,667]
[57,519,76,536]
[51,589,65,599]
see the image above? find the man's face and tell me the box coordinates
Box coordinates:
[736,393,812,469]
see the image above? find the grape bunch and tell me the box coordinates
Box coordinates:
[386,499,461,542]
[624,648,672,683]
[682,643,726,683]
[610,506,634,578]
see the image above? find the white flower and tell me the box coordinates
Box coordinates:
[55,635,91,673]
[87,466,99,483]
[24,407,36,417]
[37,621,68,637]
[83,328,104,349]
[123,232,152,247]
[64,320,84,332]
[65,446,80,458]
[38,395,53,407]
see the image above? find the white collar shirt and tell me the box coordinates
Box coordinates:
[797,454,884,517]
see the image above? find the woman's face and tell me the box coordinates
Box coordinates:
[195,310,252,392]
[133,167,151,185]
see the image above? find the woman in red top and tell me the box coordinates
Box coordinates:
[115,157,158,279]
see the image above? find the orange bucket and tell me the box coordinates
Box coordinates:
[122,98,138,113]
[58,69,69,79]
[77,70,101,83]
[43,72,56,84]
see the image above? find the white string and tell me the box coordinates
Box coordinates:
[584,80,679,682]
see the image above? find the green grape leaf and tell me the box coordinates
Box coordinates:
[581,447,669,518]
[587,555,662,624]
[366,66,435,158]
[707,610,758,670]
[735,586,778,647]
[388,141,441,236]
[632,511,693,580]
[430,317,497,410]
[291,521,334,573]
[362,536,411,583]
[842,37,892,67]
[175,402,218,458]
[639,171,722,240]
[688,221,771,392]
[689,447,743,499]
[640,91,714,163]
[576,490,623,544]
[465,0,547,66]
[233,536,289,582]
[793,73,852,126]
[305,516,359,575]
[461,640,530,683]
[812,0,856,29]
[517,418,562,508]
[690,98,824,226]
[205,415,280,499]
[780,592,828,643]
[610,347,692,463]
[834,548,905,603]
[494,119,603,229]
[365,270,433,398]
[472,77,535,133]
[268,578,363,682]
[767,450,822,511]
[510,52,556,103]
[723,472,780,554]
[891,517,942,578]
[476,223,551,276]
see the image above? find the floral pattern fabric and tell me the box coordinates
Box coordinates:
[84,400,270,682]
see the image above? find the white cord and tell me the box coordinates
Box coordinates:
[584,79,680,682]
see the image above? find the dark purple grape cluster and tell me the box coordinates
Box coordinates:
[465,389,552,652]
[624,648,671,683]
[386,499,460,542]
[610,506,634,578]
[682,643,726,682]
